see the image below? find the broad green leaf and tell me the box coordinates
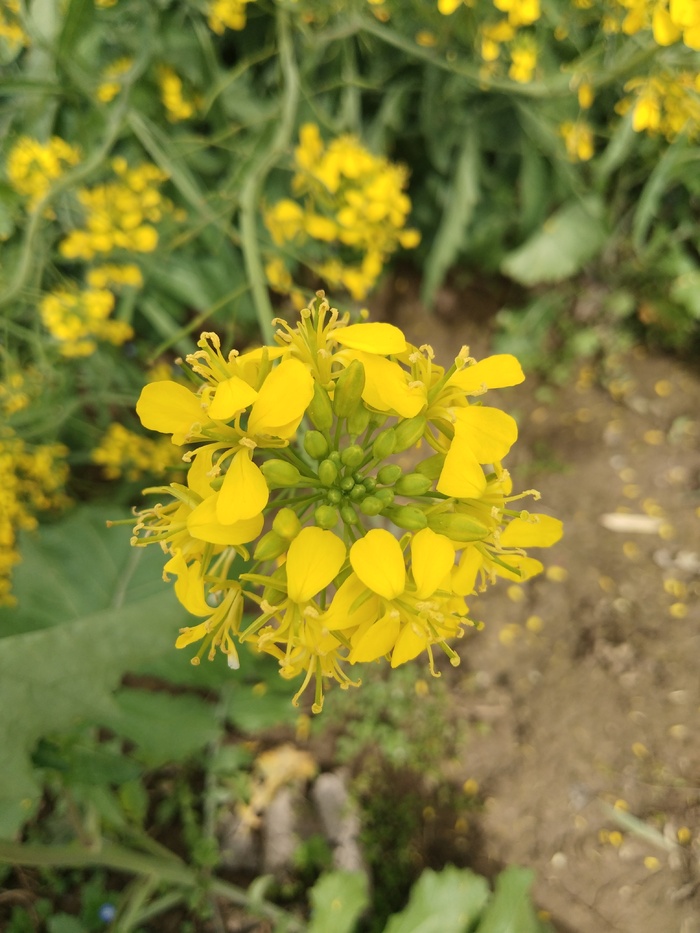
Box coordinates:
[308,871,369,933]
[384,866,490,933]
[475,867,550,933]
[421,130,481,307]
[500,196,607,286]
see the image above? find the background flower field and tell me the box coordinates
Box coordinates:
[1,1,699,931]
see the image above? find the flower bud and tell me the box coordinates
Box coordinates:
[395,473,433,497]
[340,476,355,492]
[272,507,301,540]
[347,403,371,438]
[341,445,364,470]
[427,512,489,542]
[377,464,402,486]
[262,566,287,604]
[384,505,428,531]
[416,453,445,480]
[261,459,301,486]
[372,428,396,460]
[307,382,334,431]
[374,487,395,506]
[360,495,385,516]
[315,504,339,529]
[318,459,339,486]
[349,483,366,501]
[329,450,342,465]
[327,488,342,504]
[393,414,426,452]
[254,530,288,561]
[333,360,365,418]
[362,476,377,493]
[340,503,359,525]
[304,430,329,461]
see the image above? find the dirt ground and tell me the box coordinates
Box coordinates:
[382,278,700,933]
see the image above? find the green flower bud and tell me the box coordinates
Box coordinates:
[347,403,371,438]
[327,488,343,504]
[261,459,301,486]
[384,505,428,531]
[377,464,402,486]
[262,566,287,604]
[304,430,329,461]
[416,453,445,480]
[427,512,490,542]
[341,445,364,470]
[374,487,395,506]
[307,382,334,431]
[349,483,366,502]
[340,503,359,525]
[372,428,396,461]
[318,459,339,486]
[395,473,433,497]
[360,495,385,516]
[254,530,288,562]
[340,476,355,492]
[329,450,342,465]
[393,414,427,453]
[315,504,339,529]
[362,476,377,493]
[272,507,301,540]
[333,360,365,418]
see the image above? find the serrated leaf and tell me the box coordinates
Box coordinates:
[308,871,369,933]
[475,867,549,933]
[500,196,607,286]
[384,866,490,933]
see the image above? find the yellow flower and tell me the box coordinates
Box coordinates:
[6,136,80,209]
[560,121,595,161]
[96,58,133,103]
[157,65,196,122]
[206,0,254,33]
[40,285,133,357]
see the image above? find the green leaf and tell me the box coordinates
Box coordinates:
[670,270,700,320]
[104,689,220,766]
[384,866,490,933]
[0,507,186,836]
[57,0,94,59]
[421,130,480,307]
[500,196,607,286]
[475,867,550,933]
[308,871,369,933]
[632,143,699,249]
[47,915,88,933]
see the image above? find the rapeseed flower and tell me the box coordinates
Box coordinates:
[6,136,80,210]
[130,294,562,711]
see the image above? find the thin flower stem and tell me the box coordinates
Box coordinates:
[239,9,299,346]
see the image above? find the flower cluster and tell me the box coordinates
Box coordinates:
[40,284,134,357]
[0,427,70,606]
[6,136,81,210]
[59,158,171,261]
[157,66,197,123]
[92,423,184,481]
[264,124,420,301]
[0,0,28,55]
[614,0,700,49]
[206,0,255,34]
[616,71,700,139]
[131,294,562,712]
[560,121,595,161]
[96,58,133,103]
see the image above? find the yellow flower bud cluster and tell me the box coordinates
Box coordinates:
[0,0,28,53]
[40,284,134,357]
[616,71,700,139]
[206,0,255,34]
[130,293,561,712]
[615,0,700,50]
[0,370,31,416]
[96,58,133,103]
[559,120,596,161]
[59,158,170,261]
[157,65,197,122]
[0,427,70,606]
[6,136,81,210]
[92,423,184,481]
[264,123,420,301]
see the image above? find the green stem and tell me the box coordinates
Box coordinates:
[0,840,305,931]
[239,9,300,346]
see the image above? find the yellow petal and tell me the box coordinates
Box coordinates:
[492,554,543,582]
[286,527,346,602]
[175,620,212,649]
[346,351,425,418]
[247,358,314,438]
[349,611,401,663]
[323,573,380,631]
[189,493,264,545]
[436,434,487,499]
[500,514,564,548]
[449,354,525,393]
[410,528,454,599]
[136,381,202,441]
[391,623,426,667]
[350,528,406,599]
[652,6,681,44]
[451,406,518,462]
[164,552,212,615]
[336,322,407,355]
[208,375,258,421]
[216,449,269,523]
[186,444,221,498]
[452,546,483,596]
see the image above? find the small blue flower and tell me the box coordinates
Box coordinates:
[98,903,117,923]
